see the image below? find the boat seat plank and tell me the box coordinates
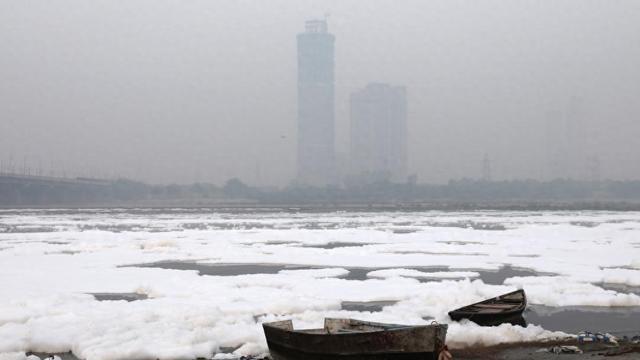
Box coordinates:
[473,303,516,309]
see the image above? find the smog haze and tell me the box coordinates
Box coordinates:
[1,1,639,185]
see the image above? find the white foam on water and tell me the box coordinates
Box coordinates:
[504,276,640,306]
[367,268,480,279]
[0,353,39,360]
[445,322,570,349]
[277,268,350,278]
[0,210,639,359]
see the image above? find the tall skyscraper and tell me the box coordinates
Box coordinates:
[349,83,407,182]
[296,20,336,186]
[545,97,588,180]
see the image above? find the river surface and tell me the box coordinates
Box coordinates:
[1,208,639,359]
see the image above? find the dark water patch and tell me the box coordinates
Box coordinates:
[362,266,532,284]
[236,240,302,246]
[91,292,148,302]
[132,261,546,285]
[508,254,541,258]
[601,265,639,270]
[45,250,81,255]
[598,283,640,296]
[216,222,277,230]
[436,240,486,245]
[304,242,373,249]
[570,221,600,228]
[450,315,528,327]
[526,305,640,337]
[386,250,488,256]
[133,261,315,276]
[344,267,379,281]
[181,221,374,231]
[218,345,243,354]
[426,221,507,231]
[476,266,544,285]
[341,300,398,312]
[262,241,303,246]
[0,225,57,233]
[78,224,157,232]
[134,261,448,281]
[45,241,70,245]
[299,222,342,230]
[391,228,420,234]
[605,219,637,224]
[181,222,210,230]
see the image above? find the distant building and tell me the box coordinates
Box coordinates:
[349,83,407,183]
[296,19,336,186]
[545,97,588,180]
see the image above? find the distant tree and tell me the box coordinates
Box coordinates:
[111,179,151,201]
[223,178,251,198]
[165,184,182,197]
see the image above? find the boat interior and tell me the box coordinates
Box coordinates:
[461,290,525,313]
[264,318,409,334]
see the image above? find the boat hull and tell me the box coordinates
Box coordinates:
[263,319,447,360]
[448,312,526,326]
[268,344,440,360]
[448,289,526,326]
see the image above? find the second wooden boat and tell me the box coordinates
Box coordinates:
[263,318,448,360]
[448,289,527,326]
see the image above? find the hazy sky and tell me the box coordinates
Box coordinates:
[1,1,639,185]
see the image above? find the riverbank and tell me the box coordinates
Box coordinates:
[455,340,640,359]
[21,340,640,360]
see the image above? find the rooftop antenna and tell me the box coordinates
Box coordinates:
[306,18,327,33]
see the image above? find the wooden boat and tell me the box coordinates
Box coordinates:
[263,318,448,360]
[448,289,527,326]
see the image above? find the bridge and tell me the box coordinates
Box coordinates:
[0,173,113,187]
[0,173,115,206]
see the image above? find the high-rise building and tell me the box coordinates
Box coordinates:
[296,19,336,186]
[545,97,588,180]
[349,83,407,182]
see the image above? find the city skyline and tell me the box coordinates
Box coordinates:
[1,2,639,185]
[296,19,336,186]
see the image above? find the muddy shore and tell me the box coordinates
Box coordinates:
[455,341,640,359]
[28,340,640,360]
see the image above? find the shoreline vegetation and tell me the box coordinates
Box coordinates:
[2,175,640,209]
[3,201,640,211]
